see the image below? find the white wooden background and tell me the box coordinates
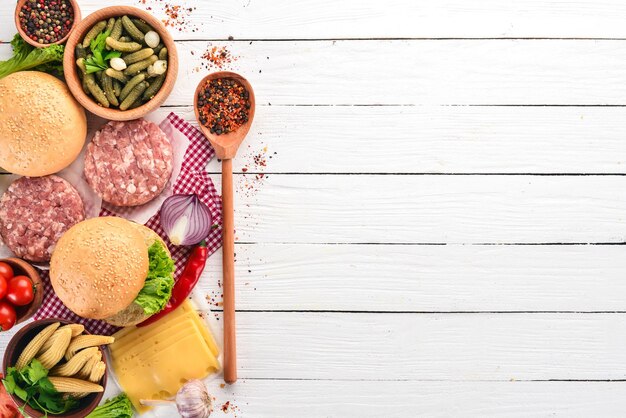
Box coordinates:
[3,0,626,416]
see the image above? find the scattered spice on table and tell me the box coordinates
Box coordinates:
[195,45,238,72]
[197,78,251,135]
[137,0,198,32]
[18,0,75,44]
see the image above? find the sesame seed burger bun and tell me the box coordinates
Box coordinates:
[0,71,87,177]
[49,217,167,324]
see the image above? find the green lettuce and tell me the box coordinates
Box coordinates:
[134,241,175,315]
[0,34,65,79]
[86,393,133,418]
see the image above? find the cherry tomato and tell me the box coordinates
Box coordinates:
[6,276,34,306]
[0,276,6,300]
[0,262,13,281]
[0,302,16,331]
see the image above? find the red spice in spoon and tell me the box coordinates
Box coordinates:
[196,78,251,135]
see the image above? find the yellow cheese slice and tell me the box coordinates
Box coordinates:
[110,318,196,355]
[110,321,197,360]
[113,300,220,357]
[179,300,220,357]
[113,332,219,413]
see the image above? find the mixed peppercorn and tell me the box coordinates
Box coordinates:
[18,0,75,45]
[197,78,250,135]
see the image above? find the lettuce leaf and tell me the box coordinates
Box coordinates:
[134,241,175,315]
[86,393,133,418]
[0,34,65,79]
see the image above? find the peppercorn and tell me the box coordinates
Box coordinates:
[19,0,74,45]
[196,78,251,135]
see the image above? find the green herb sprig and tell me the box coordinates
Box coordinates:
[2,359,77,416]
[84,31,121,74]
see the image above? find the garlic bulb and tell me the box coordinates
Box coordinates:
[145,31,161,48]
[176,380,212,418]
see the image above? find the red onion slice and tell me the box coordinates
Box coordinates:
[160,194,212,246]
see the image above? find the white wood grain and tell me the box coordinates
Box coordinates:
[202,380,626,418]
[6,0,626,40]
[200,244,626,311]
[166,40,626,106]
[212,174,626,244]
[143,105,626,174]
[232,312,626,380]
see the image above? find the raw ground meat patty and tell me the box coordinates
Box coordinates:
[84,119,174,207]
[0,176,85,262]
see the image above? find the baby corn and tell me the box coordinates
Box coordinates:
[88,361,106,383]
[38,324,85,355]
[48,377,104,393]
[50,347,99,377]
[65,335,115,360]
[37,327,72,369]
[15,322,60,369]
[76,352,102,380]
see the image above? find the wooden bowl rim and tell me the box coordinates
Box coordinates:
[14,0,82,48]
[193,71,256,160]
[2,318,108,418]
[62,5,178,121]
[0,258,43,324]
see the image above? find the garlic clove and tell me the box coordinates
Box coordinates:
[110,57,127,71]
[176,380,212,418]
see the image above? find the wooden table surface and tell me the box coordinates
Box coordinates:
[2,0,626,416]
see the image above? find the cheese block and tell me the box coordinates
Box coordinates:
[112,332,219,413]
[109,301,221,413]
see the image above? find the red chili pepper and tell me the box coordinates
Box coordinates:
[137,240,209,327]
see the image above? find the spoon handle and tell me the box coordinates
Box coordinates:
[222,158,237,384]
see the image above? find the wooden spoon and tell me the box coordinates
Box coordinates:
[194,71,256,384]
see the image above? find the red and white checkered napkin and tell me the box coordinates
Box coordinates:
[34,113,223,336]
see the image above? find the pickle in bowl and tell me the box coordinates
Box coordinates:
[76,16,168,110]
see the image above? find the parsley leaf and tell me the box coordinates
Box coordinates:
[84,30,121,74]
[2,359,78,415]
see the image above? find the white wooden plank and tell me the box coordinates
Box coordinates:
[6,0,626,41]
[6,40,626,106]
[165,40,626,106]
[141,105,626,174]
[202,380,626,418]
[233,312,626,380]
[199,244,626,312]
[211,174,626,244]
[2,313,626,380]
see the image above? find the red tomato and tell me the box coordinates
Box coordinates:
[0,262,13,281]
[0,374,18,418]
[0,302,16,332]
[6,276,33,306]
[0,276,6,300]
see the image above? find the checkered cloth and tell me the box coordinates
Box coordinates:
[34,113,223,335]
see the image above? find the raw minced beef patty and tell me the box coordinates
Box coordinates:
[0,175,85,262]
[84,119,174,207]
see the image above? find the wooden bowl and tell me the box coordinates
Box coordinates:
[0,258,43,324]
[193,71,256,159]
[2,318,108,418]
[63,6,178,121]
[15,0,81,48]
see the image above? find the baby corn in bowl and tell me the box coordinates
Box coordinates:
[2,319,112,417]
